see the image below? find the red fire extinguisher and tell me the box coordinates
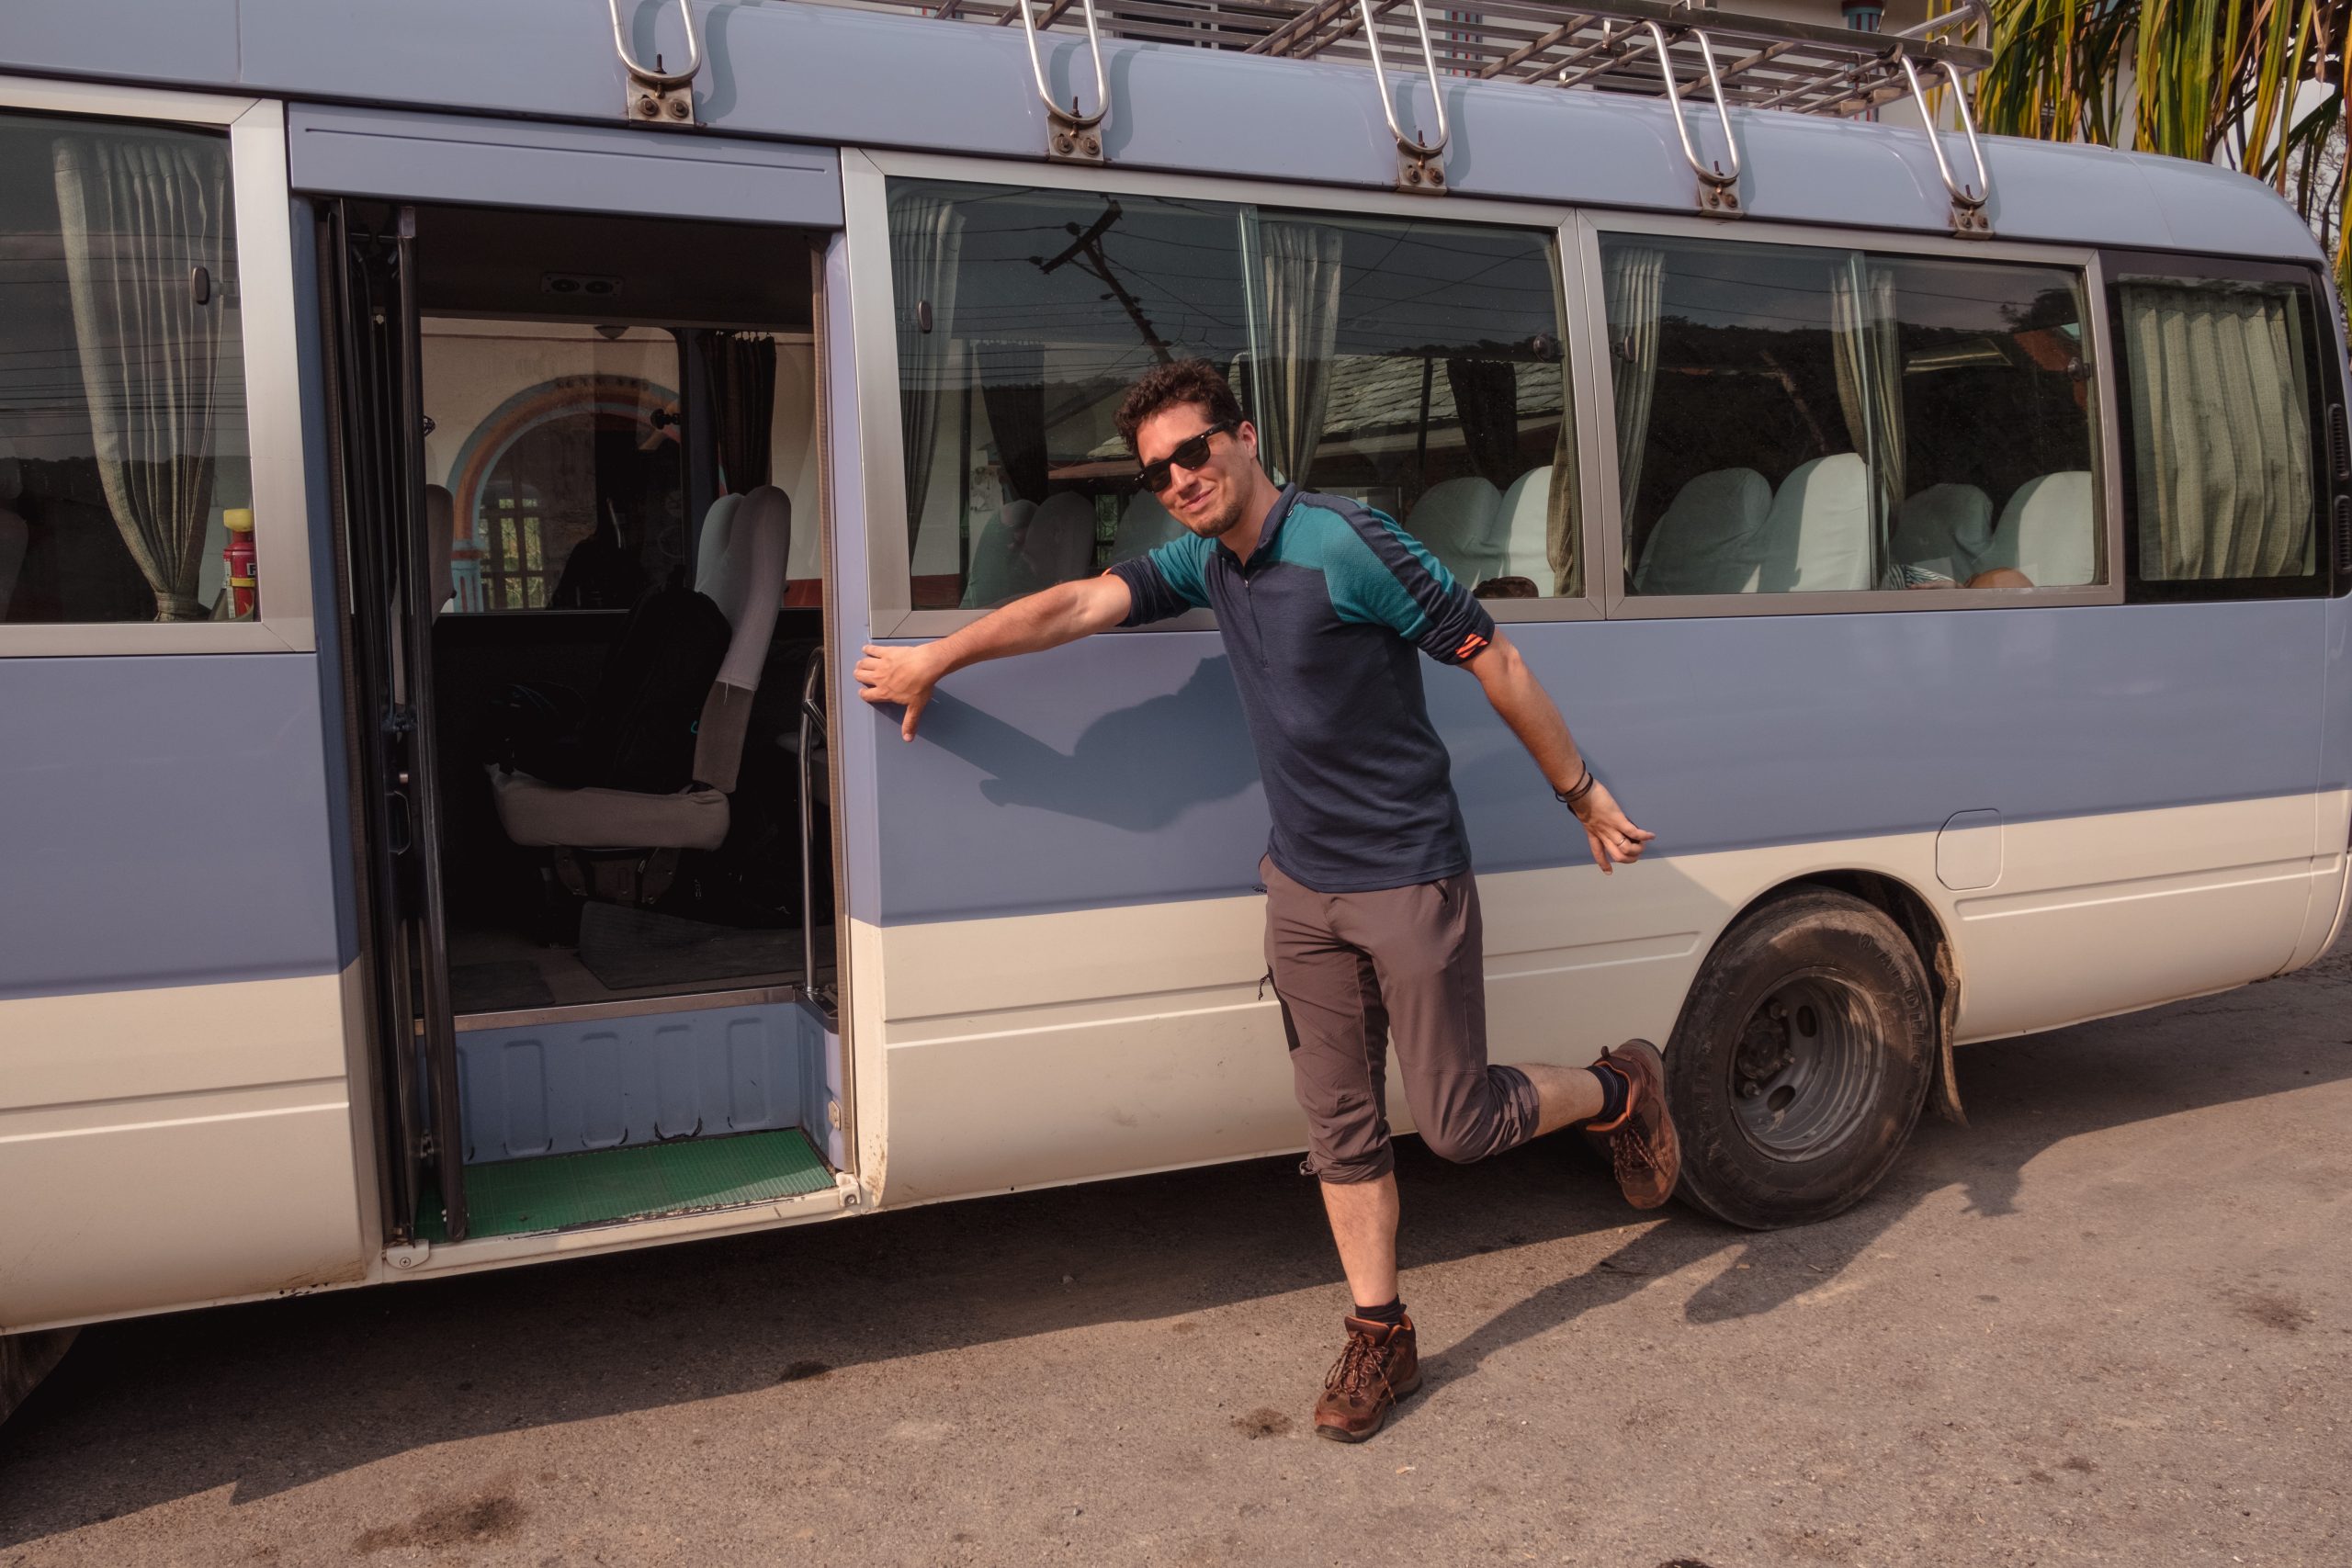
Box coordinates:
[222,508,257,618]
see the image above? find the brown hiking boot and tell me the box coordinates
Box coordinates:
[1586,1039,1680,1210]
[1312,1314,1421,1443]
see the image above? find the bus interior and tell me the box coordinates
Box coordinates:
[331,201,843,1247]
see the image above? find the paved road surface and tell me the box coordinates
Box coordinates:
[4,945,2347,1567]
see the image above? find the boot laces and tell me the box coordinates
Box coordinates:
[1325,1327,1396,1402]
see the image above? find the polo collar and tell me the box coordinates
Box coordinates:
[1223,483,1299,570]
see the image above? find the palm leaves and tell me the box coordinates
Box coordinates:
[1977,0,2350,293]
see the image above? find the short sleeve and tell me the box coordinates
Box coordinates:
[1322,505,1497,665]
[1109,532,1212,626]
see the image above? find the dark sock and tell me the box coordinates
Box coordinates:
[1353,1296,1407,1327]
[1587,1061,1630,1127]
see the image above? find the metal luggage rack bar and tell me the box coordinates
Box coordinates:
[766,0,1995,224]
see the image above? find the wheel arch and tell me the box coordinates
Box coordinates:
[1702,870,1966,1127]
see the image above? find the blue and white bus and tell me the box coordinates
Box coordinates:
[2,0,2346,1357]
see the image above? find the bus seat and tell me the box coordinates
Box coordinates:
[0,437,24,616]
[1981,471,2097,586]
[1893,483,1993,583]
[962,498,1037,609]
[1758,454,1872,592]
[1496,465,1555,589]
[1111,489,1185,563]
[693,492,743,590]
[491,485,791,861]
[1632,467,1772,595]
[424,483,457,615]
[1405,476,1502,582]
[1023,491,1099,587]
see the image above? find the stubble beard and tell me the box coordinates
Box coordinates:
[1182,483,1249,541]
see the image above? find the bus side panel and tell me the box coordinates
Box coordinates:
[0,654,367,1331]
[864,601,2323,1204]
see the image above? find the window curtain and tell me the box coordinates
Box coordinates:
[1251,220,1343,488]
[889,190,964,547]
[1444,358,1519,488]
[1602,245,1666,530]
[1543,258,1580,597]
[978,341,1051,506]
[705,332,776,494]
[52,130,232,622]
[2122,282,2314,579]
[1829,256,1905,528]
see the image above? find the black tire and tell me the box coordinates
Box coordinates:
[1668,887,1935,1229]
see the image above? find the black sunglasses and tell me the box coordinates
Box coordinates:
[1135,420,1238,495]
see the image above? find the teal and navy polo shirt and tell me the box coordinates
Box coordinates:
[1110,484,1497,894]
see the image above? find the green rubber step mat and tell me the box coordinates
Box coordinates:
[419,1129,832,1242]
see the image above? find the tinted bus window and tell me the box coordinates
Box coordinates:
[0,111,252,624]
[2118,276,2321,590]
[1602,234,2099,598]
[885,180,1573,609]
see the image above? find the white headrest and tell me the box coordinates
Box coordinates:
[424,484,456,614]
[1406,477,1503,572]
[1496,466,1554,585]
[1758,454,1873,592]
[1894,483,1994,581]
[1110,490,1184,564]
[1022,491,1098,587]
[710,485,791,691]
[1634,468,1773,595]
[1986,471,2097,586]
[694,493,743,595]
[0,434,20,505]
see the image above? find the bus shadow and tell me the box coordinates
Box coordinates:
[2,951,2348,1539]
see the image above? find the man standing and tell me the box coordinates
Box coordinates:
[855,361,1678,1443]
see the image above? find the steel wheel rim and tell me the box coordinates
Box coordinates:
[1728,969,1884,1162]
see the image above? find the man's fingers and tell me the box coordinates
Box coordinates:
[900,689,929,741]
[857,685,890,707]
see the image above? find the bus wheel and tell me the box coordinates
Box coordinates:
[1667,887,1935,1230]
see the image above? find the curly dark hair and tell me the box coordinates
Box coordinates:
[1114,358,1246,457]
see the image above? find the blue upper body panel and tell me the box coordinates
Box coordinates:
[872,597,2331,923]
[0,0,2326,263]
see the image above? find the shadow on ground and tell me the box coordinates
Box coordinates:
[4,953,2348,1542]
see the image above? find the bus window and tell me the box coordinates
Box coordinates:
[2116,275,2323,592]
[1247,211,1574,599]
[0,111,253,625]
[885,180,1575,611]
[1602,233,2100,598]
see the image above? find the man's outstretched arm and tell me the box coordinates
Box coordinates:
[854,573,1136,740]
[1463,631,1655,875]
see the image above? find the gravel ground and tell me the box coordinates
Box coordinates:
[3,943,2347,1568]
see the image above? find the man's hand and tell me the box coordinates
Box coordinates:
[1570,779,1654,876]
[855,643,945,740]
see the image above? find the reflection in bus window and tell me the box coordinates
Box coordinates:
[0,111,253,625]
[1604,235,2099,598]
[2120,276,2319,586]
[886,180,1574,609]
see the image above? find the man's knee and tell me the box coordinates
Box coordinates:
[1417,1121,1496,1166]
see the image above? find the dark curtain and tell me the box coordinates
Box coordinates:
[978,341,1050,505]
[706,332,776,494]
[1445,358,1519,488]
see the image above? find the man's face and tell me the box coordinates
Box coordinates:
[1136,403,1261,541]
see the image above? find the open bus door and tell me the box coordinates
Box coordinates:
[323,200,470,1245]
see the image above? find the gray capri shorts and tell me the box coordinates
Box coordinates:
[1261,855,1541,1184]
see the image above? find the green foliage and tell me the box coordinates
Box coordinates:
[1977,0,2348,295]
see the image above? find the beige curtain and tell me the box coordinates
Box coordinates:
[2122,281,2314,580]
[888,190,964,548]
[1250,220,1344,489]
[1829,256,1905,538]
[53,129,232,622]
[1544,254,1579,597]
[1602,244,1666,532]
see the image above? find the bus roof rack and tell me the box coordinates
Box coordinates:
[808,0,1995,230]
